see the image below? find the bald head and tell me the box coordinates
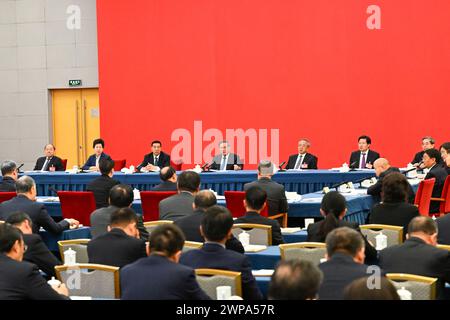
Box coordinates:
[159,166,177,182]
[373,158,390,177]
[193,190,217,211]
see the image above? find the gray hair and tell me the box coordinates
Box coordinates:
[298,138,311,147]
[258,160,274,175]
[1,160,17,176]
[422,136,435,145]
[325,227,365,258]
[15,176,36,194]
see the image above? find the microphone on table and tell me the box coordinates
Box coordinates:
[278,161,287,172]
[17,163,24,173]
[349,161,358,170]
[48,186,58,195]
[330,181,350,190]
[201,163,210,172]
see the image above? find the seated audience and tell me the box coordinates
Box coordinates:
[152,166,178,191]
[440,142,450,175]
[180,205,263,300]
[33,144,64,171]
[137,140,171,172]
[307,191,377,264]
[411,136,435,168]
[0,223,68,300]
[234,186,284,245]
[159,171,200,221]
[88,207,147,268]
[379,216,450,299]
[174,190,244,253]
[422,148,448,213]
[318,227,374,300]
[6,212,61,277]
[86,158,120,208]
[82,138,112,171]
[368,172,419,237]
[349,135,380,169]
[436,213,450,245]
[244,160,288,216]
[0,176,78,234]
[120,224,210,300]
[285,138,318,169]
[0,160,18,192]
[344,277,400,300]
[90,184,148,240]
[268,260,323,300]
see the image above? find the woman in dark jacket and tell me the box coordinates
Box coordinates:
[440,142,450,175]
[307,191,377,264]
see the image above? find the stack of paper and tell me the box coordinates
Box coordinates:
[281,227,302,234]
[252,269,274,277]
[244,245,267,253]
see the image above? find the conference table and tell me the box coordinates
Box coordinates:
[39,227,91,253]
[9,169,376,196]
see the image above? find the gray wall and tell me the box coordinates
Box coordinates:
[0,0,98,170]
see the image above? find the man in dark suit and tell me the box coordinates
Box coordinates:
[209,140,243,171]
[0,176,79,234]
[423,148,448,213]
[174,190,244,253]
[137,140,171,172]
[285,138,318,169]
[436,213,450,245]
[234,186,284,245]
[81,138,112,171]
[349,135,380,169]
[318,227,375,300]
[159,171,200,221]
[88,208,147,268]
[368,158,415,203]
[152,166,178,191]
[244,160,288,216]
[6,212,61,277]
[120,224,210,300]
[0,223,69,300]
[0,160,18,192]
[411,136,435,167]
[33,144,64,171]
[90,184,149,240]
[180,205,263,300]
[86,159,120,208]
[379,216,450,299]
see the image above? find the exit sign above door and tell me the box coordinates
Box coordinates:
[69,79,82,87]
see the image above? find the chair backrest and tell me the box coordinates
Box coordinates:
[231,224,272,245]
[279,242,326,265]
[170,160,182,171]
[61,159,68,171]
[0,192,16,204]
[414,178,435,216]
[359,224,404,247]
[182,241,204,253]
[436,244,450,252]
[224,191,269,218]
[143,220,173,235]
[113,159,126,171]
[58,239,90,264]
[439,175,450,214]
[195,268,242,299]
[57,191,96,226]
[55,264,120,299]
[139,191,177,222]
[386,273,437,300]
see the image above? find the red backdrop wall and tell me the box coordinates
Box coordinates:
[96,0,450,169]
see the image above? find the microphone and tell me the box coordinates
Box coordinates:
[401,167,418,175]
[17,163,24,173]
[201,163,210,171]
[48,186,58,195]
[278,161,287,172]
[330,181,350,189]
[349,161,358,169]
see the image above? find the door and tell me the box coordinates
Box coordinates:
[52,89,100,168]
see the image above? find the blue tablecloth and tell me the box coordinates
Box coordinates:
[12,170,376,196]
[283,230,307,243]
[246,246,281,270]
[39,227,91,252]
[255,277,271,298]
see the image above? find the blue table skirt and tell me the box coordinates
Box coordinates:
[246,246,281,270]
[283,231,307,243]
[14,170,376,196]
[255,277,271,298]
[39,227,91,253]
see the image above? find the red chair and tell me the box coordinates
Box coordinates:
[61,159,68,171]
[414,178,436,216]
[431,175,450,216]
[170,160,183,171]
[0,192,16,204]
[57,191,96,226]
[113,159,126,171]
[140,191,177,222]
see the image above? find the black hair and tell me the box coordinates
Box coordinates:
[245,186,267,211]
[325,227,365,258]
[407,216,438,236]
[316,191,347,241]
[358,135,372,145]
[151,140,162,146]
[440,142,450,154]
[424,148,443,164]
[99,158,115,175]
[194,190,217,210]
[0,223,23,254]
[160,167,176,182]
[5,212,32,227]
[177,171,200,192]
[149,224,185,257]
[201,205,233,242]
[109,184,134,207]
[344,277,400,300]
[110,207,138,227]
[381,172,408,203]
[92,138,105,148]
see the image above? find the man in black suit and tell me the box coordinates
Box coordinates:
[285,138,318,169]
[6,212,61,277]
[234,186,284,245]
[368,158,415,203]
[411,136,435,168]
[318,227,375,300]
[152,166,178,191]
[349,135,380,169]
[379,216,450,299]
[0,160,18,192]
[174,190,244,253]
[244,160,288,216]
[423,148,448,213]
[0,176,79,234]
[208,140,243,171]
[180,205,263,300]
[90,184,149,240]
[436,213,450,245]
[0,223,69,300]
[159,171,200,221]
[88,207,147,268]
[86,158,120,208]
[33,144,64,171]
[137,140,171,172]
[120,224,210,300]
